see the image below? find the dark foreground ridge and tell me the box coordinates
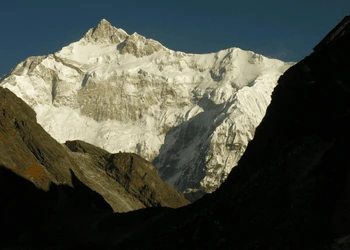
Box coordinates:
[1,15,350,249]
[0,88,188,247]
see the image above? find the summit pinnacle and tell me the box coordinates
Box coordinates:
[82,18,128,44]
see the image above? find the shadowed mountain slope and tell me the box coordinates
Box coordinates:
[0,86,188,246]
[0,87,75,190]
[0,167,112,247]
[0,87,188,212]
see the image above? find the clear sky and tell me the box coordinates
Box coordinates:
[0,0,349,76]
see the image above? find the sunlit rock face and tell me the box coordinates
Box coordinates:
[0,19,292,193]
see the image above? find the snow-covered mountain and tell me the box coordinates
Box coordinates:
[0,19,293,193]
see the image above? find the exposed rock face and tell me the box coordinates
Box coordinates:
[65,140,189,209]
[0,19,292,194]
[118,32,165,57]
[83,19,128,44]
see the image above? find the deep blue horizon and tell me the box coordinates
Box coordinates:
[0,0,349,76]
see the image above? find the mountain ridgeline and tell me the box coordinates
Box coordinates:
[0,19,292,194]
[1,16,350,249]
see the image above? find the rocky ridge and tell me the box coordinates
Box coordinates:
[0,87,188,213]
[65,140,189,209]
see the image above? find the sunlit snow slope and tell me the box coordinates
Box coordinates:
[0,19,293,193]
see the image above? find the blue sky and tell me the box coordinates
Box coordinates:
[0,0,349,76]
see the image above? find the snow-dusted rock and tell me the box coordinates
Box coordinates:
[0,19,293,193]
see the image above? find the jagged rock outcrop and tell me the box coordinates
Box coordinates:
[118,32,165,57]
[0,19,292,194]
[83,19,128,44]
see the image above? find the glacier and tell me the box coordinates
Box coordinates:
[0,19,293,193]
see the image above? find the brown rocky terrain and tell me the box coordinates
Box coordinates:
[65,140,189,210]
[0,86,188,247]
[0,87,188,212]
[0,87,74,190]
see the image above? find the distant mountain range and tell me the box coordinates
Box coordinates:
[0,19,292,194]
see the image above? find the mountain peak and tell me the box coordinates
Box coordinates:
[95,18,115,31]
[99,18,111,25]
[118,32,166,57]
[82,19,128,44]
